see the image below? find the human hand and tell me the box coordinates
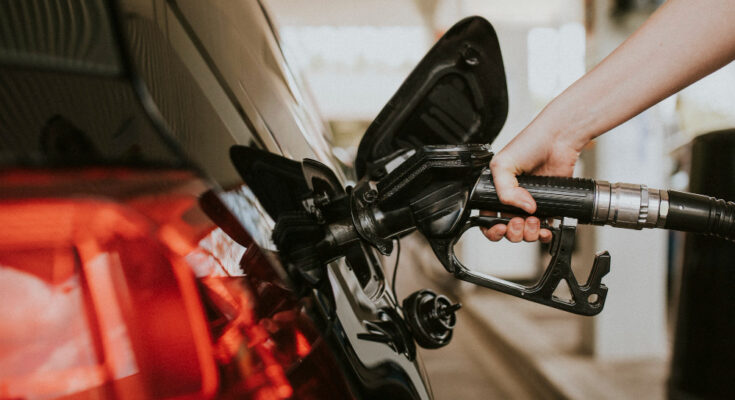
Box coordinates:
[481,125,585,243]
[474,0,735,243]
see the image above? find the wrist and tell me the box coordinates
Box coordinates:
[532,97,598,152]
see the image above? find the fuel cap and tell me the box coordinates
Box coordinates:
[402,289,461,349]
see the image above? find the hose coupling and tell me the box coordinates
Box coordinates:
[592,181,669,229]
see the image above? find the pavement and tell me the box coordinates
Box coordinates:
[390,233,668,400]
[460,290,668,400]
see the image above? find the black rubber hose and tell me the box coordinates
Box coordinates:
[665,191,735,241]
[469,170,596,223]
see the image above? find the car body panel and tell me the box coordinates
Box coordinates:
[0,0,433,398]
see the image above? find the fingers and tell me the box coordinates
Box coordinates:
[482,224,507,242]
[490,156,537,214]
[520,218,552,243]
[480,210,506,242]
[480,215,555,244]
[481,217,524,242]
[505,217,525,242]
[523,217,540,242]
[539,228,553,243]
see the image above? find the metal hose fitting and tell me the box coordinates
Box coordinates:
[592,181,669,229]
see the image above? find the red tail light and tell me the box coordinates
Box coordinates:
[0,168,354,400]
[0,169,217,399]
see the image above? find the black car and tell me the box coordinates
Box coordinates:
[0,1,508,399]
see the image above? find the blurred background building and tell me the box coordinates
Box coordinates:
[264,1,735,398]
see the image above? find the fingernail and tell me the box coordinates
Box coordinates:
[522,202,533,212]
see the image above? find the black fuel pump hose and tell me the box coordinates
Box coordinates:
[664,191,735,240]
[470,169,735,241]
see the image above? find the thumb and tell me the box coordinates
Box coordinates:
[490,158,537,214]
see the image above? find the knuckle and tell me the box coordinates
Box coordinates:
[489,157,503,170]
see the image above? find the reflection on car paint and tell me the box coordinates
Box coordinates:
[218,186,276,251]
[186,227,248,277]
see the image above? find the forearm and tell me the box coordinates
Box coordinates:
[535,0,735,146]
[488,0,735,230]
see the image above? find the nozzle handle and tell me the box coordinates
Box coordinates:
[469,169,596,222]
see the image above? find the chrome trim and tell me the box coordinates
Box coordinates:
[610,182,645,229]
[646,189,661,227]
[639,185,650,224]
[658,190,670,228]
[593,180,612,225]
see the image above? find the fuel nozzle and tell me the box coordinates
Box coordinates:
[402,289,461,349]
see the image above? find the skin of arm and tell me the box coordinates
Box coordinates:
[484,0,735,243]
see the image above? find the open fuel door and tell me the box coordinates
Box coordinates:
[355,16,508,178]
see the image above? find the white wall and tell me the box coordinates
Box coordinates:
[590,109,670,359]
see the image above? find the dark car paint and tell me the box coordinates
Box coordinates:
[0,0,432,399]
[116,1,433,397]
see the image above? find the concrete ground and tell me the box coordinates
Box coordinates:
[389,233,668,400]
[417,309,537,399]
